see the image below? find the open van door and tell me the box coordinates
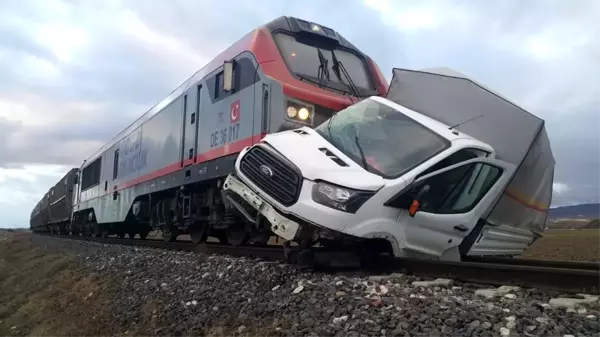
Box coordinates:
[394,158,515,260]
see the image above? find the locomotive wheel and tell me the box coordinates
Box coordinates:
[118,232,125,239]
[214,231,229,244]
[189,223,208,245]
[92,222,101,238]
[101,225,109,238]
[252,231,271,246]
[162,226,178,242]
[139,227,149,240]
[226,223,249,247]
[128,232,136,239]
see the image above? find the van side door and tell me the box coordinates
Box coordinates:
[391,157,515,259]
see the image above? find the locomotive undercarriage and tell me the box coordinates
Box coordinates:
[149,179,274,246]
[45,176,392,266]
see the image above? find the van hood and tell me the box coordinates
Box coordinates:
[260,127,385,191]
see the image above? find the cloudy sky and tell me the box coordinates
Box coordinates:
[0,0,598,227]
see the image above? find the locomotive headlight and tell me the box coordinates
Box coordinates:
[287,106,298,118]
[298,107,310,121]
[285,98,314,125]
[311,181,375,214]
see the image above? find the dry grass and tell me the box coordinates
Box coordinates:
[0,232,116,336]
[0,233,279,337]
[521,229,600,262]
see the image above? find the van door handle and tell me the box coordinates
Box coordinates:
[454,224,468,232]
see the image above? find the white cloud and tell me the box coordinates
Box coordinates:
[33,24,89,62]
[0,164,69,227]
[553,182,569,195]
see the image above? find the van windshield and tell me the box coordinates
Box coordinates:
[314,99,450,178]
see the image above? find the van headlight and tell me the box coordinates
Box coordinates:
[311,181,374,214]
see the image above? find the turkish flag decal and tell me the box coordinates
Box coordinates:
[230,100,240,124]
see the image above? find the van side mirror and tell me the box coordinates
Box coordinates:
[223,60,234,92]
[408,184,430,217]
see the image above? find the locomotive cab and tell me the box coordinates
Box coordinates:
[260,16,387,134]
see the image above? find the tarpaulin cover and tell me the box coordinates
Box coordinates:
[386,67,555,233]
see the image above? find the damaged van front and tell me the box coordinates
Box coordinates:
[222,94,519,261]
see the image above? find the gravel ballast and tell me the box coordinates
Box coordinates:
[31,235,600,336]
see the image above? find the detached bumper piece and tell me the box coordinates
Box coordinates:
[223,174,300,241]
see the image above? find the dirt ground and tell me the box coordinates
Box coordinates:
[0,232,120,336]
[520,229,600,262]
[0,229,597,335]
[0,232,276,337]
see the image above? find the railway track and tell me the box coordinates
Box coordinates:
[34,233,599,295]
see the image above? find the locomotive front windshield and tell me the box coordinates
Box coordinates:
[314,99,450,179]
[274,33,375,95]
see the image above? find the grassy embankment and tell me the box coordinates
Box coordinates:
[0,232,116,336]
[0,232,273,336]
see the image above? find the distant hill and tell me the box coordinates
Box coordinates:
[548,203,600,219]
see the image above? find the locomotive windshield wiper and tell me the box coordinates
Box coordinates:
[317,48,331,85]
[331,51,361,99]
[296,74,352,96]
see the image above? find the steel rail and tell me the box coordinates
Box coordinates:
[374,256,599,294]
[36,234,288,260]
[34,233,600,294]
[463,255,599,271]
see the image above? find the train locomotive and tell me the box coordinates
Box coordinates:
[30,16,389,246]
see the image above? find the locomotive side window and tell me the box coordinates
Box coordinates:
[207,58,259,103]
[81,157,102,191]
[214,72,223,98]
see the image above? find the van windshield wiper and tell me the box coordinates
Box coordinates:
[354,135,369,171]
[326,112,337,139]
[331,51,361,99]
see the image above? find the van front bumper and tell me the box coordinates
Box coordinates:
[223,174,301,241]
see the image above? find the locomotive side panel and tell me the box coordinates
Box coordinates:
[76,51,269,225]
[101,98,182,224]
[196,53,264,163]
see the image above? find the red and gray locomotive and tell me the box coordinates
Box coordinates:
[29,16,389,245]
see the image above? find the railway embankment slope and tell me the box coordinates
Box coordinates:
[1,232,599,336]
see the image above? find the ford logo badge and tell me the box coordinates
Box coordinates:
[259,165,274,177]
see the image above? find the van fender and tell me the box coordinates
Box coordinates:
[362,231,402,257]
